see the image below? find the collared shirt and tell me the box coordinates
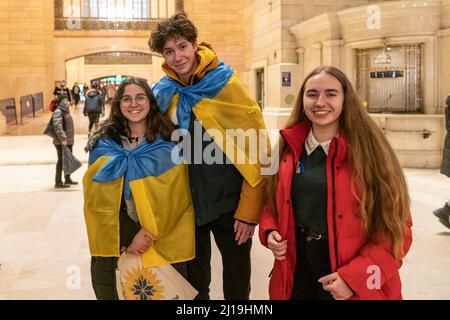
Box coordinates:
[305,129,331,156]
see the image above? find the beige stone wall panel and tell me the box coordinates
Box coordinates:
[184,0,245,73]
[0,0,54,121]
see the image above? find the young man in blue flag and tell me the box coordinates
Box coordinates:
[149,13,269,300]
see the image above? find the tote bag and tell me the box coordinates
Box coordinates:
[115,252,198,300]
[62,145,82,175]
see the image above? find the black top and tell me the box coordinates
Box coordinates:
[291,145,328,235]
[186,113,243,226]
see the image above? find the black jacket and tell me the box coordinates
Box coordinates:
[186,114,243,226]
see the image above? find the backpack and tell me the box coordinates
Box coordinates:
[48,99,57,112]
[84,95,102,114]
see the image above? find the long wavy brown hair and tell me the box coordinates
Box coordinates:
[267,65,410,258]
[99,77,174,142]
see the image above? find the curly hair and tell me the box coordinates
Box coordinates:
[149,12,198,54]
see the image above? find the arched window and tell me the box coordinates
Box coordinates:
[55,0,179,30]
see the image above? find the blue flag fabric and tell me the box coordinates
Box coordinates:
[88,138,179,199]
[152,61,234,130]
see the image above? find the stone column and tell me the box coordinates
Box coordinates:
[175,0,184,13]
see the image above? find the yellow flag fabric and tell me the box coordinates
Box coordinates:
[165,78,269,188]
[161,44,270,188]
[83,156,195,268]
[192,72,269,187]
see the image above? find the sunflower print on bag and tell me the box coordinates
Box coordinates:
[123,267,165,300]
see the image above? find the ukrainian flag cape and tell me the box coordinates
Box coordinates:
[83,138,195,268]
[153,44,269,188]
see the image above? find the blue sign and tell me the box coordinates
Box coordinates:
[282,72,291,87]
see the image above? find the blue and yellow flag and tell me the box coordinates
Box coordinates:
[153,45,269,188]
[83,138,194,268]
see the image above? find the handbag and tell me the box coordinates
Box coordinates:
[43,117,56,138]
[62,145,82,175]
[48,99,57,112]
[115,252,198,300]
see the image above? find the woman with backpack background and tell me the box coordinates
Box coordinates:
[83,83,105,137]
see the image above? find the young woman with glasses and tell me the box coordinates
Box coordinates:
[83,77,195,300]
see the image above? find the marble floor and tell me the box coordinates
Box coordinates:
[0,106,449,299]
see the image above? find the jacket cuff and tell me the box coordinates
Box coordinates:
[234,179,266,224]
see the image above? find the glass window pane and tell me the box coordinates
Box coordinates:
[90,0,99,17]
[124,0,133,19]
[82,0,90,17]
[142,0,149,19]
[134,0,142,19]
[98,0,107,18]
[107,0,115,19]
[76,0,158,23]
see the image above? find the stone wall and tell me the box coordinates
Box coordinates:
[0,0,55,120]
[183,0,246,74]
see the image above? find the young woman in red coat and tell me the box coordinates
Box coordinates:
[259,66,412,300]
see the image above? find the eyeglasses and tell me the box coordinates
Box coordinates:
[120,94,149,107]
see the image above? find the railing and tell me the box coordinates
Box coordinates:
[20,95,34,124]
[0,98,17,124]
[55,17,161,31]
[19,92,45,124]
[32,92,44,114]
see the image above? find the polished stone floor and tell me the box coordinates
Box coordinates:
[0,105,449,299]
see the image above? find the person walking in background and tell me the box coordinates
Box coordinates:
[259,66,412,300]
[51,93,78,188]
[99,82,108,107]
[83,77,195,300]
[83,83,105,137]
[149,13,268,300]
[71,82,81,109]
[107,82,117,105]
[433,93,450,229]
[53,80,71,104]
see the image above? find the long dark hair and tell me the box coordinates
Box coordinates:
[98,77,173,142]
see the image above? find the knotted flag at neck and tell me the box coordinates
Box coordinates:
[88,138,179,199]
[153,61,234,130]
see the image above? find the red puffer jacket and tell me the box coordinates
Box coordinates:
[259,122,413,300]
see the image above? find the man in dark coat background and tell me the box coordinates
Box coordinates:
[434,93,450,229]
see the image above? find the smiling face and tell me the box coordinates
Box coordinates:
[119,84,150,126]
[303,71,344,137]
[162,36,198,84]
